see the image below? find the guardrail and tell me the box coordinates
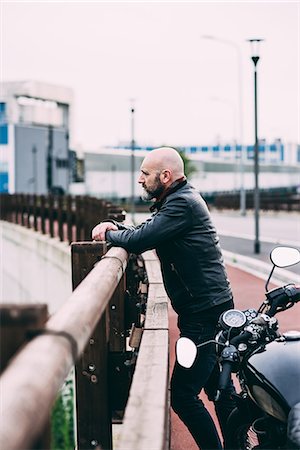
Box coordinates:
[203,186,300,212]
[0,233,170,449]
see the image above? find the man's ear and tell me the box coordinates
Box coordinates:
[160,169,172,185]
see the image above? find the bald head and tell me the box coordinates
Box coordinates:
[138,147,186,201]
[142,147,185,180]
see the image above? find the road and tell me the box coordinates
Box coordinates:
[132,210,300,274]
[210,210,299,244]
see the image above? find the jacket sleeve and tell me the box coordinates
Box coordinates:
[105,219,136,232]
[106,196,192,254]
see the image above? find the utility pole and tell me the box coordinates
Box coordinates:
[130,101,135,224]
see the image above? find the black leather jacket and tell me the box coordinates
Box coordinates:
[106,180,233,315]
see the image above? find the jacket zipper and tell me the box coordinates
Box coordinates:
[170,263,194,298]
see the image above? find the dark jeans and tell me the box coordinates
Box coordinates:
[170,301,236,450]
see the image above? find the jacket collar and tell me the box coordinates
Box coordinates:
[150,177,187,212]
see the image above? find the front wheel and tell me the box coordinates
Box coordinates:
[225,408,286,449]
[225,421,260,450]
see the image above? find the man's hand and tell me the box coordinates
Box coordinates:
[91,222,118,241]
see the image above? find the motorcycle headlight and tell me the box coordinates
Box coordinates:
[251,385,287,422]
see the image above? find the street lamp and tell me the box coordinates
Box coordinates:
[201,35,246,215]
[247,38,264,254]
[130,100,136,224]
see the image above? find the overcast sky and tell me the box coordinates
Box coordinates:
[2,1,299,150]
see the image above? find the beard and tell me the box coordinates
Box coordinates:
[141,176,164,202]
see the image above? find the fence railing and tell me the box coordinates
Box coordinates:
[116,250,169,450]
[1,200,170,450]
[0,193,125,243]
[203,186,300,212]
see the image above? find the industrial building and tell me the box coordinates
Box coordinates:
[82,145,300,200]
[0,81,73,194]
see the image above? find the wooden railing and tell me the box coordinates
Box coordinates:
[0,193,125,243]
[0,200,170,450]
[116,250,169,450]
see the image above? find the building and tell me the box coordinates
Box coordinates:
[107,140,300,165]
[0,81,73,194]
[81,144,299,200]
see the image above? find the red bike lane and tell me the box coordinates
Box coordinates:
[169,264,299,450]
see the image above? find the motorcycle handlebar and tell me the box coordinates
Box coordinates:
[230,330,252,347]
[216,331,252,399]
[286,285,300,302]
[218,361,233,392]
[267,284,300,316]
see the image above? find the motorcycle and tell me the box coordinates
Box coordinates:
[176,246,300,450]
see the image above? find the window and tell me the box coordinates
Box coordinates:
[56,158,69,169]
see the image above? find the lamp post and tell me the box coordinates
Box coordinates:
[130,100,136,224]
[247,38,264,254]
[201,35,246,215]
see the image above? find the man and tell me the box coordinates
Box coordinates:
[92,147,234,450]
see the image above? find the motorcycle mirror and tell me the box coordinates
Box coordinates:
[270,246,300,268]
[176,337,197,368]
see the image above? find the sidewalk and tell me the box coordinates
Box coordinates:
[169,263,300,450]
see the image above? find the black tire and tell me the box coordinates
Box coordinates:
[225,408,260,450]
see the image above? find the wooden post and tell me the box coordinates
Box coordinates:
[71,242,113,450]
[48,195,54,238]
[108,277,126,352]
[75,196,82,241]
[20,194,25,226]
[66,195,73,244]
[26,194,31,228]
[82,196,90,241]
[33,195,38,231]
[0,194,7,221]
[40,195,46,235]
[0,304,48,373]
[57,195,64,242]
[11,194,16,223]
[16,194,21,225]
[0,304,50,450]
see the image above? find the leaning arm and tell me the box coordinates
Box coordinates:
[106,197,192,254]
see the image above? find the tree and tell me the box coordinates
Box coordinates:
[177,148,197,180]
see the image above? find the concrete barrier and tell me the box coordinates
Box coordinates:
[1,221,71,314]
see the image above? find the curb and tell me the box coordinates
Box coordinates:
[223,249,300,287]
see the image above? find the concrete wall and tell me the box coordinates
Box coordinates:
[1,221,72,314]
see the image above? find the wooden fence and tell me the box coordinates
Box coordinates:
[0,193,125,243]
[0,197,170,450]
[203,186,300,212]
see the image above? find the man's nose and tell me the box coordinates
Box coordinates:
[138,174,144,183]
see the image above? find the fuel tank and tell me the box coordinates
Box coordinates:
[245,334,300,409]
